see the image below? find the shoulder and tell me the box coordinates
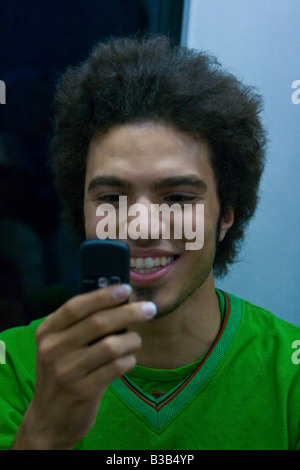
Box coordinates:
[0,317,45,364]
[0,317,45,341]
[237,293,300,338]
[225,290,300,334]
[225,291,300,375]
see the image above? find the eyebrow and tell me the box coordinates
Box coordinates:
[153,176,208,192]
[87,174,207,193]
[87,176,131,193]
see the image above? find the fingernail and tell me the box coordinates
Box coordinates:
[142,302,157,318]
[114,284,132,300]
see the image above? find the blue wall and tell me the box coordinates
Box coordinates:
[182,0,300,325]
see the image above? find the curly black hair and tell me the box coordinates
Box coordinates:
[51,34,267,277]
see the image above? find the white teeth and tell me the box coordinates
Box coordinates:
[144,257,154,269]
[136,258,144,269]
[130,256,175,272]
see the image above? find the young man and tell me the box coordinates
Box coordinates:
[0,35,299,450]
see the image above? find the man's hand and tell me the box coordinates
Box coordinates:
[11,284,156,450]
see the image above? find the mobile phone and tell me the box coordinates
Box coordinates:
[79,240,130,336]
[79,239,130,294]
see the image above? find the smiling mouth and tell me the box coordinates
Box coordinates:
[130,256,178,274]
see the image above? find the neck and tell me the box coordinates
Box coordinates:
[131,273,221,369]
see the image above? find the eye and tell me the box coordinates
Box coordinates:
[164,194,196,203]
[96,194,121,203]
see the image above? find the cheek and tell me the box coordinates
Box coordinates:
[177,204,208,239]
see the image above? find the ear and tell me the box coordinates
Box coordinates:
[218,208,234,242]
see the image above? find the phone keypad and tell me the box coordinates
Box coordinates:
[96,276,121,288]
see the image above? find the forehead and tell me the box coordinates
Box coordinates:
[85,123,214,184]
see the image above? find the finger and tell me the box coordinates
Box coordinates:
[68,300,156,347]
[37,284,132,334]
[81,353,137,396]
[53,331,142,382]
[39,301,156,355]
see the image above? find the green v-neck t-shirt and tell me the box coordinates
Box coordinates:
[0,289,300,450]
[123,290,227,399]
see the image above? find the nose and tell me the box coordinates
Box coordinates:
[127,197,153,240]
[118,196,183,244]
[124,197,182,242]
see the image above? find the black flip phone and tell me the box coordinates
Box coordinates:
[79,240,130,335]
[79,240,130,294]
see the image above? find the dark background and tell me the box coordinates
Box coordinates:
[0,0,185,331]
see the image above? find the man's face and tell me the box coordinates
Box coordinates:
[84,123,233,317]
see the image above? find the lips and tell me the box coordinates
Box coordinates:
[130,256,175,273]
[129,252,179,284]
